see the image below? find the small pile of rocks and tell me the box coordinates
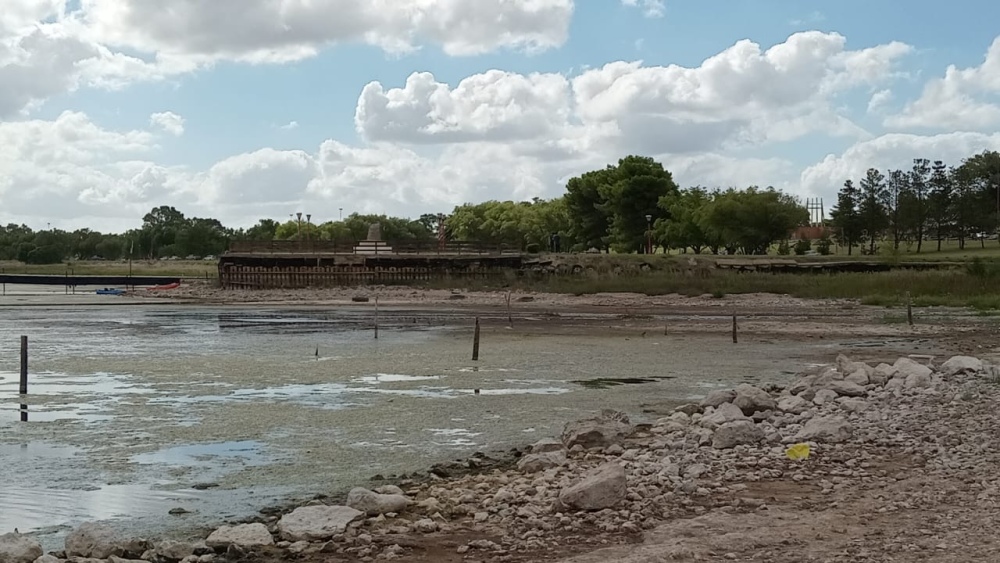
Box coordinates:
[6,353,996,562]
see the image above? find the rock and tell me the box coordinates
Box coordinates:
[787,375,816,396]
[673,403,703,416]
[712,420,764,449]
[777,395,812,414]
[845,369,870,386]
[839,398,869,413]
[346,488,411,516]
[557,462,627,511]
[700,389,736,408]
[605,443,625,455]
[412,519,439,533]
[700,402,748,428]
[374,485,406,496]
[732,384,778,415]
[905,371,933,389]
[836,355,871,376]
[155,540,197,561]
[33,555,63,563]
[205,523,274,549]
[684,463,708,479]
[65,522,122,559]
[0,533,43,563]
[828,380,867,397]
[794,416,853,443]
[893,357,932,380]
[277,505,364,541]
[109,558,148,563]
[812,389,839,405]
[517,451,567,473]
[530,438,564,454]
[941,356,983,376]
[871,363,897,385]
[561,413,631,450]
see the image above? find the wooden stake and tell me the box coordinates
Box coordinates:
[20,335,28,395]
[472,317,481,361]
[906,291,914,326]
[663,324,668,336]
[732,313,738,344]
[374,296,379,339]
[505,291,513,329]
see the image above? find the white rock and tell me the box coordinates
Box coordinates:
[33,555,63,563]
[517,451,567,473]
[872,363,897,385]
[65,522,122,559]
[941,356,983,376]
[699,389,736,408]
[827,380,867,397]
[557,463,627,511]
[683,463,708,479]
[155,540,197,561]
[346,488,411,516]
[838,398,869,413]
[845,369,870,386]
[374,485,406,496]
[277,505,363,541]
[561,414,631,449]
[0,533,43,563]
[712,420,764,449]
[205,523,274,549]
[413,519,439,533]
[530,438,564,454]
[777,395,812,414]
[700,402,748,428]
[794,416,853,443]
[893,357,932,380]
[812,389,839,405]
[905,371,933,389]
[733,384,778,415]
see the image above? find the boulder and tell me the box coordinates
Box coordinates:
[673,403,703,416]
[530,438,564,454]
[108,557,148,563]
[839,398,869,413]
[904,371,933,389]
[941,356,983,376]
[413,519,439,533]
[787,375,817,396]
[346,488,410,516]
[777,395,812,415]
[827,380,867,397]
[0,533,43,563]
[557,463,627,511]
[712,420,764,449]
[65,522,122,559]
[733,384,778,415]
[205,523,274,550]
[893,357,932,380]
[517,451,567,473]
[871,363,896,386]
[836,355,872,376]
[845,369,870,386]
[277,505,363,541]
[154,540,198,561]
[699,389,736,408]
[812,389,839,405]
[374,485,406,496]
[700,402,748,429]
[561,413,631,450]
[34,555,63,563]
[794,416,853,443]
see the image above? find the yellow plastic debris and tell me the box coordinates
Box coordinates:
[785,443,811,461]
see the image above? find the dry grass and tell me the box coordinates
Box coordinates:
[0,260,218,278]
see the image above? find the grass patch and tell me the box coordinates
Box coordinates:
[0,260,218,278]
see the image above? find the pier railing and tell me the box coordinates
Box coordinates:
[227,239,517,255]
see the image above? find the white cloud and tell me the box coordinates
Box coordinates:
[621,0,665,18]
[867,89,893,114]
[149,111,185,136]
[279,121,299,131]
[886,37,1000,130]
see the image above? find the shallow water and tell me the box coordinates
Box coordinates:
[0,304,854,547]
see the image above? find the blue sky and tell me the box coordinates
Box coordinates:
[3,0,1000,230]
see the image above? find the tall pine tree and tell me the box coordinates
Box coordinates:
[858,168,889,254]
[830,179,863,255]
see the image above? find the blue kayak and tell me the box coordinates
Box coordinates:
[96,288,126,296]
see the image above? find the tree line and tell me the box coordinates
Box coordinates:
[830,150,1000,255]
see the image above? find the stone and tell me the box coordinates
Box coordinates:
[0,533,43,563]
[845,369,870,386]
[413,519,439,533]
[109,558,148,563]
[605,444,625,455]
[517,451,567,473]
[712,420,764,449]
[561,413,631,450]
[700,402,749,429]
[346,488,411,516]
[871,363,897,385]
[893,357,932,380]
[828,380,867,397]
[673,403,703,416]
[700,389,736,408]
[732,384,778,415]
[905,371,933,389]
[683,463,708,479]
[557,462,627,511]
[277,505,364,541]
[777,395,812,414]
[794,416,853,443]
[787,375,816,396]
[941,356,983,376]
[374,485,406,496]
[366,222,382,241]
[836,355,871,376]
[812,389,839,405]
[530,438,564,454]
[155,540,197,561]
[65,522,122,559]
[205,523,274,549]
[839,398,869,413]
[33,556,63,563]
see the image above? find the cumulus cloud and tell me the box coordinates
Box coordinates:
[150,111,185,136]
[621,0,665,18]
[886,37,1000,130]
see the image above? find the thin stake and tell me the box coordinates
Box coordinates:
[732,313,738,344]
[505,291,513,329]
[906,291,914,326]
[20,335,28,395]
[374,296,379,339]
[472,317,481,361]
[663,324,668,336]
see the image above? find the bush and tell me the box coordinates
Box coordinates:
[777,239,791,255]
[525,243,541,254]
[793,239,812,255]
[816,236,833,256]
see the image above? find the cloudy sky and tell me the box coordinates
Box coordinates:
[3,1,1000,232]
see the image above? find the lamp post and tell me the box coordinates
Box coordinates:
[645,214,653,255]
[339,208,343,221]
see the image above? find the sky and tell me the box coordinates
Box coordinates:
[3,1,1000,233]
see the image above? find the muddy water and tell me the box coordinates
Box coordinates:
[0,304,856,547]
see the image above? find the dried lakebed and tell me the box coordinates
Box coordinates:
[0,304,978,551]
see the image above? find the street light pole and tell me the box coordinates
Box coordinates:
[645,214,653,255]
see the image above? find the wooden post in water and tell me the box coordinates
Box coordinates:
[374,296,380,340]
[20,335,28,395]
[505,291,513,329]
[731,313,738,344]
[472,317,481,361]
[906,291,914,326]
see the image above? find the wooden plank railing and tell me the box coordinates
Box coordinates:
[228,240,356,253]
[227,239,517,255]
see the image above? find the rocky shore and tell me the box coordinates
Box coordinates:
[4,353,999,562]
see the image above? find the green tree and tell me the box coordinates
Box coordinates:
[564,169,613,252]
[698,187,807,255]
[830,180,863,255]
[599,156,679,253]
[858,168,889,254]
[927,161,953,251]
[656,187,712,253]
